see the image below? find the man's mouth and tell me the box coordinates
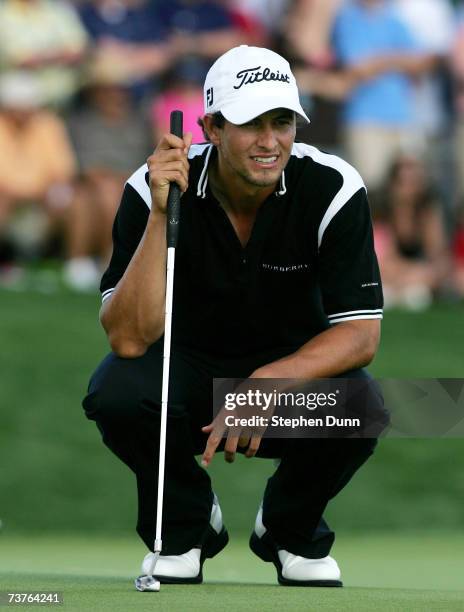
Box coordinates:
[251,155,278,166]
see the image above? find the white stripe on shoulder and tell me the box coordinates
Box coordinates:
[188,143,211,160]
[126,163,151,210]
[327,308,383,319]
[291,143,365,248]
[101,288,115,303]
[329,313,383,324]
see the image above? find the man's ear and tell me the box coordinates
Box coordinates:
[203,114,221,146]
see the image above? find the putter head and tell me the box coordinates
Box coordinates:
[135,574,160,592]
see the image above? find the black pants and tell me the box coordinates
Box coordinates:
[83,341,381,558]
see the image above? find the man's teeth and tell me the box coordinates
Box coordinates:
[253,156,277,164]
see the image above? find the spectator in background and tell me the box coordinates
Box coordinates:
[150,58,205,144]
[78,0,170,100]
[0,72,76,263]
[282,0,343,151]
[157,0,250,74]
[374,154,450,310]
[393,0,454,145]
[0,0,88,109]
[232,0,290,45]
[329,0,434,191]
[286,0,342,69]
[393,0,455,218]
[298,0,434,190]
[65,55,153,291]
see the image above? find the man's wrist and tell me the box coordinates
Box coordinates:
[149,207,167,223]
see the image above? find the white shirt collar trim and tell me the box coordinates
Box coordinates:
[196,144,286,199]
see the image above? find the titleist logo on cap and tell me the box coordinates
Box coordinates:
[234,66,290,90]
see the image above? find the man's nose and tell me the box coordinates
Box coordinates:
[256,125,278,150]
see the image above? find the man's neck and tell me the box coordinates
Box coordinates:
[208,156,277,216]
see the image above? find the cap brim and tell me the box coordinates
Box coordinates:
[220,96,310,125]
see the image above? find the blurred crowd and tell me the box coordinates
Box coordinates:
[0,0,463,307]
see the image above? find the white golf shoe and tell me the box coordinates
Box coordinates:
[249,505,342,587]
[278,551,341,583]
[141,549,202,582]
[139,494,228,584]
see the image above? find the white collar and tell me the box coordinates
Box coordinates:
[196,144,287,199]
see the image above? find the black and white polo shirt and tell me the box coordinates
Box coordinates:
[101,142,383,357]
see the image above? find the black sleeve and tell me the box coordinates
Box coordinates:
[100,183,150,302]
[318,187,383,324]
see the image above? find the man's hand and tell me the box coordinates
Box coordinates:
[147,132,192,215]
[201,375,275,467]
[201,411,266,467]
[201,408,266,467]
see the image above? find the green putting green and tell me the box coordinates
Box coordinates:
[0,533,463,611]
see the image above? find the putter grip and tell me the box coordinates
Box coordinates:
[166,110,183,248]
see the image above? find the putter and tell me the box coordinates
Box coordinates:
[135,110,184,593]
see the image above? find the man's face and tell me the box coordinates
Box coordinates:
[213,108,296,191]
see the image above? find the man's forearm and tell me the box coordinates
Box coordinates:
[101,130,192,357]
[100,211,168,357]
[253,320,380,380]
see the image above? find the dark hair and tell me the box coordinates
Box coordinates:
[197,112,225,141]
[373,154,437,222]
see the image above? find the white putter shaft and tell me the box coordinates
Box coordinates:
[135,109,182,594]
[140,246,176,591]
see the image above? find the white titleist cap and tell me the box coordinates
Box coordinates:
[204,45,310,125]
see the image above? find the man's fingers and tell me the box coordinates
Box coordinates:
[201,412,261,465]
[245,434,263,458]
[150,171,188,194]
[149,147,190,170]
[155,131,192,158]
[151,160,189,177]
[201,420,226,467]
[154,145,188,161]
[183,131,193,151]
[238,435,250,448]
[224,433,240,463]
[201,434,222,467]
[157,132,187,151]
[146,132,191,205]
[150,163,189,191]
[226,426,253,461]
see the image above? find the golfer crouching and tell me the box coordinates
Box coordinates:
[83,45,386,587]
